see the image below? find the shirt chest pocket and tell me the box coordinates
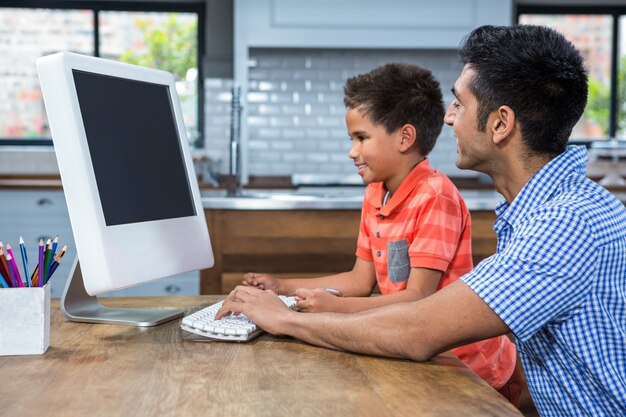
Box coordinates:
[387,239,410,283]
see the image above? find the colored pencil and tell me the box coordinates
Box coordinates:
[56,245,67,260]
[47,262,60,280]
[0,242,10,283]
[0,270,8,288]
[19,237,31,287]
[42,239,52,287]
[6,246,23,287]
[6,253,16,287]
[48,236,59,276]
[45,245,67,284]
[30,264,38,286]
[37,239,44,288]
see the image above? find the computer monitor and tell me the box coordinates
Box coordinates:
[36,52,214,326]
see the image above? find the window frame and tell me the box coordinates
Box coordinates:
[517,4,626,141]
[0,0,205,147]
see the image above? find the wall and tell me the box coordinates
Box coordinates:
[234,0,513,182]
[242,48,465,178]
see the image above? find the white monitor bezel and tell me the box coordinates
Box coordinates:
[37,52,213,295]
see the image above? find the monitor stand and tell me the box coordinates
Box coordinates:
[61,257,184,326]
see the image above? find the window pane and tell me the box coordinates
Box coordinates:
[519,14,612,140]
[617,17,626,139]
[0,8,93,140]
[99,11,199,143]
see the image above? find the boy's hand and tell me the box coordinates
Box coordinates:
[242,272,282,293]
[294,288,341,313]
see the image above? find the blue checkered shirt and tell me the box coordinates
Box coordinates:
[462,146,626,417]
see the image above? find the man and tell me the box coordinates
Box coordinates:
[217,25,626,417]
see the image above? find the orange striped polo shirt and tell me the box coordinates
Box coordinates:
[355,159,517,390]
[355,158,472,293]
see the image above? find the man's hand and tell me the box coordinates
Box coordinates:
[215,285,294,335]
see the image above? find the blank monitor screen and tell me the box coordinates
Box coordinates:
[72,69,196,226]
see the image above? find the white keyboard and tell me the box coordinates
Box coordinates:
[180,296,297,342]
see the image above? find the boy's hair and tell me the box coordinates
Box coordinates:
[343,63,444,156]
[459,25,588,156]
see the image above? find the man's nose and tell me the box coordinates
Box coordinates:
[444,105,455,126]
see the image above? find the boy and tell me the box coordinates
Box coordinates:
[239,63,520,404]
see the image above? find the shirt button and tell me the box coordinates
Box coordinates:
[376,251,381,257]
[376,231,380,238]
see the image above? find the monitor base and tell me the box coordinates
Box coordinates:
[60,258,184,327]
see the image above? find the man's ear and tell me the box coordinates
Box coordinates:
[399,124,417,152]
[491,105,516,145]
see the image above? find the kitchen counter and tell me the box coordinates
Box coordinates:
[201,188,507,211]
[2,176,624,211]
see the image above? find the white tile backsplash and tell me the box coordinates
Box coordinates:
[233,48,470,179]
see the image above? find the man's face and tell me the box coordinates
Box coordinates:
[444,66,492,173]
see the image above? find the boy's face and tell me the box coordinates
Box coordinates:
[346,108,403,189]
[444,66,492,173]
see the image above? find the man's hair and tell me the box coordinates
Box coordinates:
[343,63,444,156]
[459,25,588,156]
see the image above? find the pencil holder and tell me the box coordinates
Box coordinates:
[0,283,50,355]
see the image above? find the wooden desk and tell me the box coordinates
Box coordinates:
[0,297,522,417]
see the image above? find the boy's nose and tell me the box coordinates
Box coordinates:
[347,143,358,159]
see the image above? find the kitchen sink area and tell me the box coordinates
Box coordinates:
[201,186,366,210]
[201,186,506,211]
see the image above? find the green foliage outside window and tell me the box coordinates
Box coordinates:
[117,13,199,141]
[585,56,626,137]
[118,14,197,80]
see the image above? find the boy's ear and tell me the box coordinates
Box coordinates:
[491,105,516,145]
[399,124,417,152]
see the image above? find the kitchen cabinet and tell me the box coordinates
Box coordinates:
[0,190,75,298]
[235,0,512,50]
[0,190,199,297]
[202,209,360,294]
[202,208,497,294]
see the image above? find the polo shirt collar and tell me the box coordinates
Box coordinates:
[495,145,588,228]
[366,158,434,217]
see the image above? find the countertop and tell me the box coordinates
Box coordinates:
[200,186,626,211]
[200,188,507,210]
[2,175,624,211]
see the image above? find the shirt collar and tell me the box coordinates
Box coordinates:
[366,158,434,216]
[496,145,588,227]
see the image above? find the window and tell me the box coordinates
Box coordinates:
[518,5,626,141]
[0,2,204,146]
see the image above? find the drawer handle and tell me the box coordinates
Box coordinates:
[37,198,54,207]
[165,285,181,294]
